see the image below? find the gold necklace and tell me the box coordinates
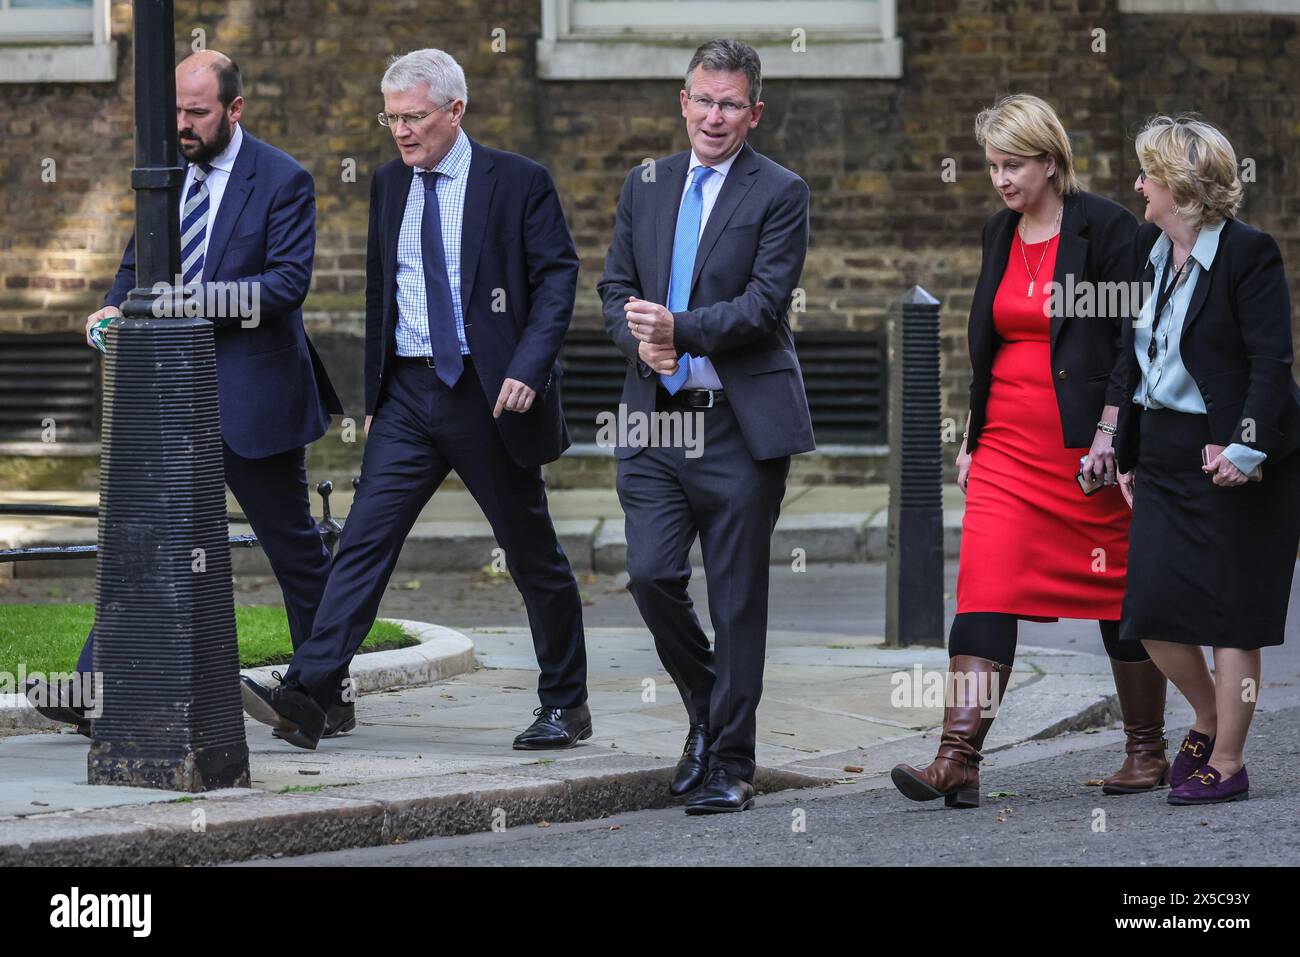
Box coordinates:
[1018,202,1063,297]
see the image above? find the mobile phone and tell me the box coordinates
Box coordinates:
[1077,455,1105,496]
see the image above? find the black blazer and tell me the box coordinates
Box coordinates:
[966,190,1138,451]
[364,138,578,468]
[597,142,815,461]
[1114,218,1300,473]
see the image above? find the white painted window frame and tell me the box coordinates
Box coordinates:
[0,0,115,84]
[537,0,902,80]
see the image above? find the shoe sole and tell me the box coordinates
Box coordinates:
[273,714,356,740]
[511,724,593,751]
[1102,783,1166,795]
[240,682,290,731]
[890,766,946,802]
[890,767,981,807]
[1167,790,1248,806]
[684,797,756,815]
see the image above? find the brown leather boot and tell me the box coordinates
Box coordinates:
[1101,657,1169,794]
[891,655,1013,809]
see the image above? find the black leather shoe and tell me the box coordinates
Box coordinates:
[669,723,711,797]
[24,677,91,738]
[684,768,755,815]
[512,703,593,750]
[272,674,355,739]
[240,674,326,750]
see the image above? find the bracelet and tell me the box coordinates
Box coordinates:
[1096,421,1117,435]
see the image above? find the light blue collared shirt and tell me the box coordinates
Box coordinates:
[1133,221,1265,475]
[395,128,472,357]
[672,148,740,391]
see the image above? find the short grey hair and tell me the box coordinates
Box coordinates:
[685,38,761,105]
[381,48,468,110]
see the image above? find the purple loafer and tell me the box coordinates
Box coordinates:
[1168,729,1213,788]
[1167,764,1248,805]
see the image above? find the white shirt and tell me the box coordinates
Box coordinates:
[677,148,739,391]
[178,123,244,270]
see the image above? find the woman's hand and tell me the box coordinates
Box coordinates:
[1082,429,1117,486]
[1117,469,1135,509]
[956,439,972,495]
[1203,452,1249,487]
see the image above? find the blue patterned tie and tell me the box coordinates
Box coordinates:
[419,169,463,388]
[661,165,714,394]
[180,162,213,286]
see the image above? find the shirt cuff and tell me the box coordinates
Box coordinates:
[1221,443,1266,476]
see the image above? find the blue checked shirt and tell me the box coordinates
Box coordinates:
[395,128,472,356]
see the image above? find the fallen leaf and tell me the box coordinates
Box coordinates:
[986,790,1020,798]
[297,769,320,776]
[1084,778,1106,787]
[843,765,865,773]
[536,821,551,828]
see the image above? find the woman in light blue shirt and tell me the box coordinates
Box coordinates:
[1114,115,1300,807]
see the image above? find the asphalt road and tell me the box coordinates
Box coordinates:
[249,703,1300,868]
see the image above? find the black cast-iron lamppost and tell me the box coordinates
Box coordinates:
[87,0,249,790]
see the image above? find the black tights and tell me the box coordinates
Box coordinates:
[946,612,1150,668]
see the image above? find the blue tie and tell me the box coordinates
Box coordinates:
[180,162,213,286]
[419,169,463,388]
[661,165,713,394]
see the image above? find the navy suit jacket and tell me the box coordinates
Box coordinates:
[104,129,342,459]
[1115,218,1300,472]
[364,138,578,468]
[597,142,815,461]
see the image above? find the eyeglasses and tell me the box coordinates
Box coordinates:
[1139,169,1147,183]
[684,94,753,118]
[378,98,455,128]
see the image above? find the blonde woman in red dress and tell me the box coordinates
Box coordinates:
[892,94,1166,808]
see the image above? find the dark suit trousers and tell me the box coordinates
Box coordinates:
[76,443,331,673]
[616,400,789,781]
[285,359,587,710]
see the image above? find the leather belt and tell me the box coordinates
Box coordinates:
[396,355,472,367]
[661,388,726,409]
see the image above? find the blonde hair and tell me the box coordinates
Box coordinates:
[1135,114,1242,230]
[974,94,1079,196]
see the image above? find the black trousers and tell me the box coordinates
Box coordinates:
[77,442,331,672]
[285,359,588,710]
[617,400,789,782]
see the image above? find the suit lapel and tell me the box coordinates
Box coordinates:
[689,144,759,293]
[1049,193,1089,359]
[382,163,413,342]
[655,154,688,304]
[459,138,495,314]
[202,130,256,281]
[1180,219,1227,341]
[970,212,1016,364]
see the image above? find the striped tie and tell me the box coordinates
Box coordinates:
[181,162,213,286]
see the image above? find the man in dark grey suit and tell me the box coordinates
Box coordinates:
[598,38,814,814]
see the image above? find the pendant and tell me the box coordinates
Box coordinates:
[1027,280,1034,297]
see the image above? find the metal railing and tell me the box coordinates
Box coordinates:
[0,477,356,565]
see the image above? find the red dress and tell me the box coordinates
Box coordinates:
[956,234,1130,621]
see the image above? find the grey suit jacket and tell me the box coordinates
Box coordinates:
[597,142,816,461]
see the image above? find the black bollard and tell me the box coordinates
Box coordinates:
[885,286,945,648]
[87,0,248,791]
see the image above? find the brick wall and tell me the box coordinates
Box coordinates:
[2,0,1297,458]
